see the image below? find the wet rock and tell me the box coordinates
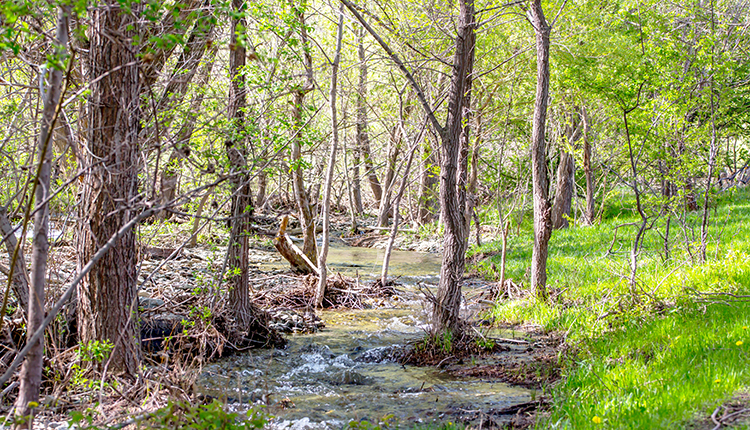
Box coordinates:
[139,297,165,310]
[141,313,186,352]
[354,346,399,363]
[333,369,370,385]
[270,310,325,334]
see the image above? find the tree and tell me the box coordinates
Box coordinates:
[342,0,476,334]
[14,5,70,426]
[76,0,142,376]
[528,0,553,300]
[316,6,345,308]
[226,0,255,328]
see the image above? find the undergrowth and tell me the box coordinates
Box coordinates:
[472,187,750,429]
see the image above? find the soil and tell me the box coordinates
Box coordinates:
[691,391,750,429]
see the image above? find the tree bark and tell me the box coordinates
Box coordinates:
[529,0,552,300]
[14,6,69,426]
[290,1,317,265]
[316,7,344,308]
[0,207,29,314]
[432,0,475,334]
[226,0,254,328]
[551,107,581,229]
[582,106,596,225]
[76,0,141,376]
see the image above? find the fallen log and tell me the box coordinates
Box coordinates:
[273,215,319,275]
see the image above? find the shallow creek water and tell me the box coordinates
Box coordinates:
[197,245,530,428]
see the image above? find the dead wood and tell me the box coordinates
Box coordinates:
[273,215,319,275]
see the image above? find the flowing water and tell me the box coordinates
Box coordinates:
[198,245,531,429]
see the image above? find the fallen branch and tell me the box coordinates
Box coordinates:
[272,215,319,275]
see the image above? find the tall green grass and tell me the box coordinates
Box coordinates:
[472,188,750,429]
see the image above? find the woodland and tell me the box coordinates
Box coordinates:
[1,0,750,428]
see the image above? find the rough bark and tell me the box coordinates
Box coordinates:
[316,8,344,308]
[76,0,141,376]
[14,7,69,426]
[529,0,552,300]
[432,0,475,335]
[227,0,254,328]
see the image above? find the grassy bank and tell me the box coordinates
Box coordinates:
[472,189,750,429]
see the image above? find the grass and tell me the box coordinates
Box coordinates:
[472,187,750,429]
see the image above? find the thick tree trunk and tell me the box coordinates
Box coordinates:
[356,27,381,207]
[77,0,141,376]
[226,0,254,328]
[14,7,69,426]
[529,0,552,300]
[316,8,344,308]
[432,0,475,335]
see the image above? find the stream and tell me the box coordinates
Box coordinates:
[197,245,531,429]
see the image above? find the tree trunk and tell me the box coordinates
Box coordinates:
[316,7,344,308]
[551,151,575,229]
[226,0,254,328]
[582,106,596,225]
[418,138,438,224]
[290,3,317,265]
[0,207,29,314]
[432,0,475,335]
[356,27,381,207]
[377,114,409,228]
[76,0,141,376]
[159,45,217,220]
[529,0,552,300]
[14,7,69,426]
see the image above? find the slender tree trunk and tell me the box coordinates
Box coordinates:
[432,0,475,334]
[290,1,317,265]
[582,106,596,225]
[77,0,141,376]
[382,138,420,286]
[14,7,69,426]
[316,7,344,308]
[377,106,411,228]
[356,27,381,207]
[159,45,217,219]
[0,207,29,314]
[226,0,254,328]
[700,0,717,263]
[529,0,552,300]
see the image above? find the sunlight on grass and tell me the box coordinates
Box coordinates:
[473,188,750,429]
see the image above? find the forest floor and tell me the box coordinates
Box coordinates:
[472,188,750,429]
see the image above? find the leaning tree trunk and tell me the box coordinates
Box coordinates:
[0,207,29,314]
[14,6,69,426]
[529,0,552,301]
[76,0,141,376]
